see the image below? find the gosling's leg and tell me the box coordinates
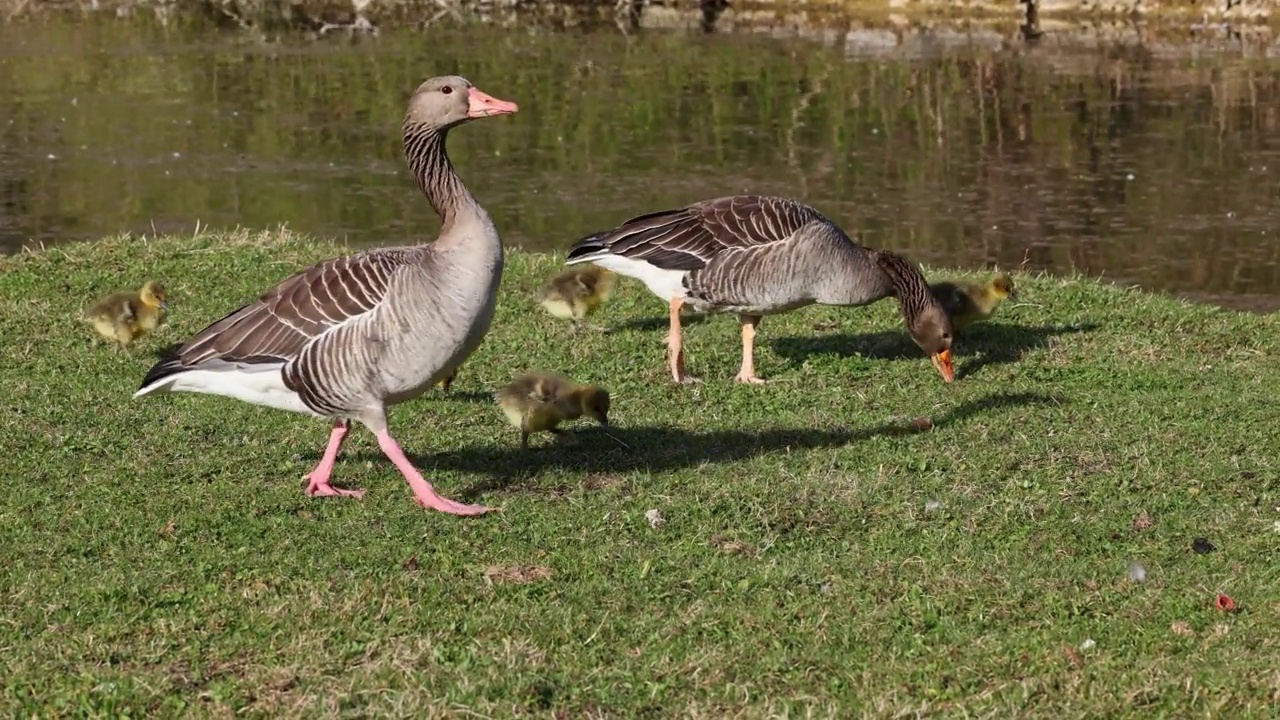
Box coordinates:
[667,297,701,384]
[734,314,766,384]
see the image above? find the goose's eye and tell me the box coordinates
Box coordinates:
[441,86,453,95]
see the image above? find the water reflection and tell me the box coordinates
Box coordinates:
[0,16,1277,304]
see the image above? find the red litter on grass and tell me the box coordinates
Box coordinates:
[1216,594,1236,612]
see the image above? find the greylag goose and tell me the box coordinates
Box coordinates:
[495,372,611,449]
[536,266,617,327]
[133,76,518,516]
[930,273,1016,332]
[564,195,955,384]
[85,280,168,349]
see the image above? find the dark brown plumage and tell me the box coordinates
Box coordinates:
[565,195,954,383]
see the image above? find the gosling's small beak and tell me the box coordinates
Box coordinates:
[931,349,955,383]
[466,86,519,118]
[159,301,169,310]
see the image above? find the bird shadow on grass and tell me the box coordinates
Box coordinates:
[403,389,1060,500]
[771,322,1100,380]
[151,342,184,361]
[608,312,713,334]
[434,390,493,404]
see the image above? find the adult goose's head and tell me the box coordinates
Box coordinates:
[405,75,519,131]
[907,304,955,383]
[871,249,956,383]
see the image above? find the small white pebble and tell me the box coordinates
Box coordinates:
[1271,520,1280,534]
[1126,173,1135,180]
[644,508,665,528]
[1080,638,1096,651]
[925,499,941,512]
[47,153,56,160]
[1127,560,1147,583]
[172,152,181,158]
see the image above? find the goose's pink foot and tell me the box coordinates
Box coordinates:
[303,420,364,499]
[306,480,365,498]
[374,429,493,516]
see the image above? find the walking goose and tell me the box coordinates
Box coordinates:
[134,76,518,516]
[565,195,955,384]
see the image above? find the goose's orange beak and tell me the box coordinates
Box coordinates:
[930,349,954,383]
[467,87,519,118]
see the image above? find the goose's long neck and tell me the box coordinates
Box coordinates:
[873,250,933,321]
[403,120,477,241]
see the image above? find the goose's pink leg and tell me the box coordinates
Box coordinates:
[667,297,701,384]
[734,314,766,384]
[305,420,364,498]
[374,429,492,516]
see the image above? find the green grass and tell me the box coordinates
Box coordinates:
[2,228,1280,717]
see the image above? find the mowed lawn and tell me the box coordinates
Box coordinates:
[2,229,1279,717]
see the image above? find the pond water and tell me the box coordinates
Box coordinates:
[1,14,1278,309]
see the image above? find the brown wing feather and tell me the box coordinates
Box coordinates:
[566,195,827,271]
[139,249,414,389]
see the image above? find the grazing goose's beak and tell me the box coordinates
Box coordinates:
[467,87,519,118]
[931,349,955,383]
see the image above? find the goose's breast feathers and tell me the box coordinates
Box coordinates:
[137,248,416,394]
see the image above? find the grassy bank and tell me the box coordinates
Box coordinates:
[3,0,1276,27]
[2,228,1279,716]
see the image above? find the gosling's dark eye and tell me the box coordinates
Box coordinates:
[441,86,453,95]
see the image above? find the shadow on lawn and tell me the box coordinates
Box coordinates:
[418,389,1062,500]
[770,321,1099,380]
[608,312,712,334]
[151,342,184,361]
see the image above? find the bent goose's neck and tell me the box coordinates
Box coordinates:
[873,250,933,320]
[403,120,482,243]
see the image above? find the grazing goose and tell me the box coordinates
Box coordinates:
[85,280,169,348]
[564,195,955,384]
[495,372,611,449]
[930,273,1016,332]
[133,76,518,516]
[536,266,617,327]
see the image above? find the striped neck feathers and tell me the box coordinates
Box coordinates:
[872,250,947,331]
[402,120,475,233]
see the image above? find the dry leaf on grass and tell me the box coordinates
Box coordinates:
[484,565,553,585]
[709,535,758,557]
